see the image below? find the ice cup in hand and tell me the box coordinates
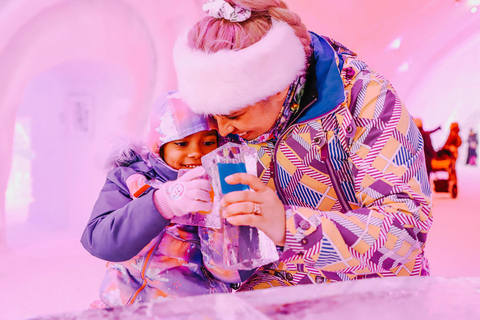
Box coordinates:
[201,142,279,270]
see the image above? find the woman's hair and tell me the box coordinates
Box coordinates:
[187,0,311,60]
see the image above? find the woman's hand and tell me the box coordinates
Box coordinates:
[221,173,286,246]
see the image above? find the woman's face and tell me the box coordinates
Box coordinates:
[212,87,289,140]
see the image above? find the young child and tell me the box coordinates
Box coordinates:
[81,91,241,307]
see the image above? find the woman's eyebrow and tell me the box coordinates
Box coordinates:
[226,111,242,118]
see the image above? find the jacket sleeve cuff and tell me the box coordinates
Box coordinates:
[152,186,175,220]
[282,206,324,257]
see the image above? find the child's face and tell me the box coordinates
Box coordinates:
[162,129,218,170]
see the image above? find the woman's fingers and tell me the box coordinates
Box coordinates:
[221,189,261,207]
[220,171,287,246]
[225,172,267,192]
[223,199,285,246]
[225,211,262,227]
[221,173,264,207]
[222,201,257,217]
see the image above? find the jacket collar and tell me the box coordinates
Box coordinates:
[295,32,346,123]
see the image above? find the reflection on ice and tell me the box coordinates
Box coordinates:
[35,277,480,320]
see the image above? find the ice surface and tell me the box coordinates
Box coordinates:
[30,277,480,320]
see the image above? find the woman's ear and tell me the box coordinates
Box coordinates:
[208,115,219,131]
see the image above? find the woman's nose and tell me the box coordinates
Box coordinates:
[214,116,234,137]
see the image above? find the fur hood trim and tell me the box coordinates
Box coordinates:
[102,135,148,171]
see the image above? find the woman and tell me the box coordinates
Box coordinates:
[413,118,440,176]
[173,0,433,289]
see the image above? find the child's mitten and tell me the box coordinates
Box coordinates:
[154,166,213,219]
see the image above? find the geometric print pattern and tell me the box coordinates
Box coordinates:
[239,44,433,291]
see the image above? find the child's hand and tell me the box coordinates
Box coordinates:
[154,166,213,219]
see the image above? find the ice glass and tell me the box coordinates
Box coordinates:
[201,142,279,270]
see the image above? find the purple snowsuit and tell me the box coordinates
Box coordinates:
[80,92,239,307]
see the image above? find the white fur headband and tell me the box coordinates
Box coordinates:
[173,20,306,115]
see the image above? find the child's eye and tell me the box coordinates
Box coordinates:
[174,141,187,147]
[204,141,216,146]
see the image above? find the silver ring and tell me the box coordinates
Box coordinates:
[252,202,261,215]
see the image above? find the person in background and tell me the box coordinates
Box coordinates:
[466,128,477,166]
[81,92,240,308]
[440,122,462,161]
[173,0,433,290]
[413,118,440,176]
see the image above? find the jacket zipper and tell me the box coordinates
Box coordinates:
[126,230,201,305]
[126,240,159,305]
[321,146,352,213]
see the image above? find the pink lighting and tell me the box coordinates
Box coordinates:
[5,120,33,224]
[387,37,402,50]
[1,0,480,319]
[397,61,409,72]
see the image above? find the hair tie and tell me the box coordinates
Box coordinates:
[203,0,251,22]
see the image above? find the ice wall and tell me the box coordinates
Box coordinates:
[0,0,203,244]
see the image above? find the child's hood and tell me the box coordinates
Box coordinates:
[102,91,211,171]
[146,91,212,158]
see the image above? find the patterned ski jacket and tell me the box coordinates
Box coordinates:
[239,33,433,289]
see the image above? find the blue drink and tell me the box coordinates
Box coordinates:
[218,162,249,194]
